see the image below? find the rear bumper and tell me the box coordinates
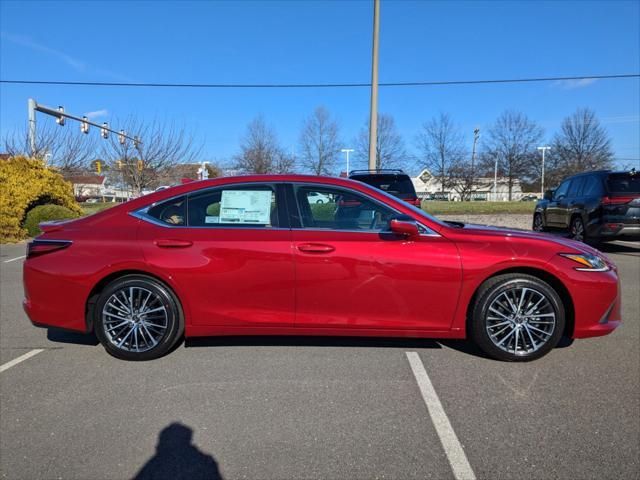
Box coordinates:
[23,262,89,333]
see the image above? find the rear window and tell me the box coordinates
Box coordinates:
[349,174,417,199]
[606,173,640,194]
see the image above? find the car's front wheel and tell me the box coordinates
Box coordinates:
[470,274,565,361]
[94,275,184,361]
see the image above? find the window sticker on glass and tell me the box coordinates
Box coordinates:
[219,190,272,224]
[205,216,219,224]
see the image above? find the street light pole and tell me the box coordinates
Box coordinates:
[341,148,354,174]
[537,146,551,198]
[493,156,499,202]
[470,127,480,196]
[368,0,380,170]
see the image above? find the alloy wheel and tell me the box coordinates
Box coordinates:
[485,286,556,356]
[101,286,168,353]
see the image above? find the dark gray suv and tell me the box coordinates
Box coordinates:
[533,169,640,244]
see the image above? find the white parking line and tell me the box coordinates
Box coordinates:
[0,349,44,373]
[406,352,476,480]
[3,255,26,263]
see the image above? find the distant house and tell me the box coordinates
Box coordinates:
[65,175,106,199]
[412,169,523,201]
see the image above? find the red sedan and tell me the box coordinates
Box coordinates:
[23,175,620,361]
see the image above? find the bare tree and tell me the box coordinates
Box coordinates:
[299,106,341,175]
[449,160,478,201]
[101,118,200,195]
[549,108,613,184]
[234,116,295,174]
[481,110,544,200]
[355,114,407,170]
[416,113,466,192]
[3,121,97,174]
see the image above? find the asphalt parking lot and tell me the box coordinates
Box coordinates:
[1,239,639,480]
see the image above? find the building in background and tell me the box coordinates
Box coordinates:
[64,175,106,200]
[412,169,523,201]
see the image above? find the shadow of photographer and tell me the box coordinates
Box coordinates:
[134,423,223,480]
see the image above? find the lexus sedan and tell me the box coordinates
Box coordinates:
[23,175,620,362]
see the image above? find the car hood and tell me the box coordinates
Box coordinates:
[456,222,603,256]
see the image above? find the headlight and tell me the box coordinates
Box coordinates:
[559,253,610,272]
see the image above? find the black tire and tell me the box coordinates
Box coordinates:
[532,212,546,232]
[570,216,587,243]
[94,275,184,361]
[470,274,565,362]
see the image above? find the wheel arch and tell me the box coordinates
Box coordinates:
[465,266,575,338]
[85,269,185,332]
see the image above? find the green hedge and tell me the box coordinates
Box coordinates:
[23,204,80,237]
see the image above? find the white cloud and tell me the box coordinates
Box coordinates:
[552,78,598,90]
[1,31,86,71]
[1,31,131,81]
[85,109,109,119]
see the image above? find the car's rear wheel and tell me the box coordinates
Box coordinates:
[94,275,184,361]
[533,213,545,232]
[470,274,565,361]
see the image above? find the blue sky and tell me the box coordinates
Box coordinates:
[1,0,639,172]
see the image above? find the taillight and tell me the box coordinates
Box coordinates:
[26,240,72,259]
[602,196,634,205]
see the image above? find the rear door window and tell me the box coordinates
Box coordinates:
[146,196,187,226]
[567,177,585,198]
[582,176,604,197]
[188,184,279,227]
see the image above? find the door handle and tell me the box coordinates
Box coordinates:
[297,243,335,254]
[155,239,193,248]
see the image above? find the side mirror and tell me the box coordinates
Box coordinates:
[389,218,420,239]
[544,190,554,201]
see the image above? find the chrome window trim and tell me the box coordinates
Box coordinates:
[129,180,440,236]
[130,182,282,230]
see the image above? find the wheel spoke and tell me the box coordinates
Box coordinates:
[486,285,555,356]
[102,286,168,353]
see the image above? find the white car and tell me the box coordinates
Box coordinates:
[307,192,332,204]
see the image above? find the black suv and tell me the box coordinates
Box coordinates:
[348,169,421,207]
[533,169,640,243]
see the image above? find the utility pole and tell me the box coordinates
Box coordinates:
[368,0,380,170]
[341,148,354,174]
[537,146,550,198]
[28,98,37,156]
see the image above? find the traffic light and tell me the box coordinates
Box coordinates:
[56,106,65,126]
[95,160,102,174]
[81,116,89,134]
[119,130,126,145]
[137,160,143,172]
[101,123,109,139]
[134,136,140,149]
[116,160,123,170]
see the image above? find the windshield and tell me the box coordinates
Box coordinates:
[350,174,417,199]
[606,173,640,194]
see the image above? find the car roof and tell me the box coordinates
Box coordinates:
[121,174,381,210]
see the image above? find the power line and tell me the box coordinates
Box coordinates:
[0,74,638,89]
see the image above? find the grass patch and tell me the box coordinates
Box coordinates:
[421,201,536,215]
[80,202,118,216]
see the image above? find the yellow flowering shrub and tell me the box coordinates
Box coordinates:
[0,156,82,242]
